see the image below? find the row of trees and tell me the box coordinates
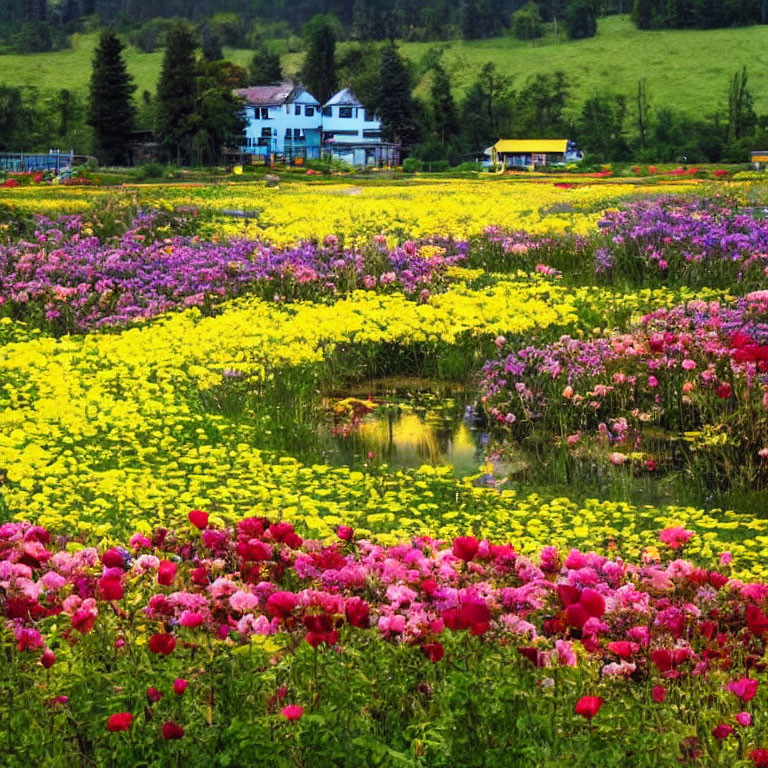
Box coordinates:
[4,0,766,54]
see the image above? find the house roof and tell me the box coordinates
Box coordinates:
[235,82,303,107]
[494,139,569,154]
[325,88,363,108]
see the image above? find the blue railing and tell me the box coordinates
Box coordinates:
[0,151,78,173]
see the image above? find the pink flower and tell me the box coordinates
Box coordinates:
[720,551,732,565]
[736,711,752,727]
[728,677,758,702]
[652,685,666,703]
[648,375,658,388]
[555,639,577,667]
[173,679,188,696]
[659,527,695,549]
[281,705,303,721]
[609,452,627,466]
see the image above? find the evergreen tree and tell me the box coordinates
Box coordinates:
[635,77,650,149]
[632,0,655,28]
[189,60,247,165]
[375,42,419,146]
[156,20,198,164]
[430,63,457,145]
[301,14,337,104]
[201,25,224,61]
[727,66,756,143]
[513,71,570,137]
[87,29,135,165]
[461,0,481,39]
[250,41,282,83]
[459,62,512,151]
[564,0,599,38]
[577,92,629,161]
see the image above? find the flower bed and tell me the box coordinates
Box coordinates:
[3,514,768,766]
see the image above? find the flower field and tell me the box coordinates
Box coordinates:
[3,177,768,767]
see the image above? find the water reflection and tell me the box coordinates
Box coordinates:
[321,389,490,476]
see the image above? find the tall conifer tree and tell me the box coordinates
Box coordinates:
[87,30,135,165]
[376,42,419,146]
[430,63,457,146]
[156,20,198,164]
[300,14,337,104]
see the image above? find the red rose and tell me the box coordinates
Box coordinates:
[336,525,354,541]
[161,722,185,740]
[422,642,444,662]
[265,591,299,620]
[452,536,480,562]
[101,548,125,568]
[107,712,133,732]
[579,588,605,618]
[345,597,370,629]
[716,383,733,399]
[712,724,733,740]
[98,576,124,601]
[173,678,188,696]
[188,510,209,530]
[751,749,768,767]
[148,633,176,656]
[574,696,603,720]
[157,560,178,586]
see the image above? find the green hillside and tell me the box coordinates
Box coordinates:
[1,16,767,117]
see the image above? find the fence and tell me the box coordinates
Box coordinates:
[0,151,85,173]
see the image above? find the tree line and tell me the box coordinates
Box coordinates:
[2,0,766,55]
[2,13,766,166]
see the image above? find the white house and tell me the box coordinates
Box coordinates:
[234,83,400,166]
[322,88,398,166]
[234,82,322,160]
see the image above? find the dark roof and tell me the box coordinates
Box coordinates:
[234,82,300,107]
[324,88,363,108]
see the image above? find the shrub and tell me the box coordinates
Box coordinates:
[402,157,423,173]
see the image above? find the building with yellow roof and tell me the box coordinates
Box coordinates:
[490,139,582,168]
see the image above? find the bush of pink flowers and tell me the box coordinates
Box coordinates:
[2,511,768,766]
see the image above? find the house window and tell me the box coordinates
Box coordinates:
[322,106,332,117]
[261,128,272,138]
[285,128,292,138]
[327,130,359,137]
[293,129,302,139]
[364,110,375,122]
[295,105,301,115]
[259,108,269,120]
[363,130,382,139]
[305,106,315,117]
[339,107,353,119]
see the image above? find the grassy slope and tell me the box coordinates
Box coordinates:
[1,17,767,117]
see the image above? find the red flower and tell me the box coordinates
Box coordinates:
[157,560,178,586]
[281,704,303,721]
[161,722,185,740]
[652,685,666,703]
[147,687,163,703]
[148,633,176,656]
[345,597,370,629]
[716,383,733,399]
[712,724,733,740]
[188,510,209,530]
[728,677,758,702]
[265,591,298,620]
[422,642,444,662]
[40,648,56,668]
[751,749,768,767]
[606,641,638,659]
[337,525,354,541]
[101,548,126,568]
[747,604,768,636]
[173,678,188,696]
[443,601,492,636]
[580,588,605,618]
[452,536,480,562]
[98,576,124,601]
[574,696,603,720]
[107,712,133,732]
[557,584,582,607]
[71,608,96,635]
[565,603,589,629]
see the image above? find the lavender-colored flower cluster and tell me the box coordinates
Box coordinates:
[0,213,468,332]
[596,198,768,285]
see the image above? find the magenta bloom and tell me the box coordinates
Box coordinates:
[173,678,188,696]
[712,724,733,740]
[281,705,303,721]
[452,536,480,562]
[574,696,603,720]
[659,526,695,549]
[728,677,758,702]
[161,722,185,740]
[736,712,752,727]
[652,685,666,703]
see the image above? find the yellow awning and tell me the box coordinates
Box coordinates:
[494,139,568,154]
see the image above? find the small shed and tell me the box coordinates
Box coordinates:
[491,139,580,168]
[752,151,768,170]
